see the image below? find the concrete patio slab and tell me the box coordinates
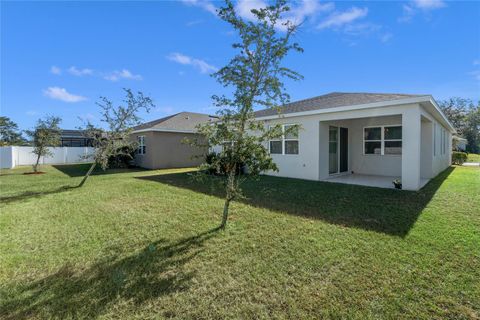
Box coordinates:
[323,174,429,190]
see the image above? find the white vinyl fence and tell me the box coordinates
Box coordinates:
[0,146,94,169]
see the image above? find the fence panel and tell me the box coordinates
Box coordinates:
[0,146,94,169]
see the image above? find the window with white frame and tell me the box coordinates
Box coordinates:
[269,124,299,155]
[364,125,402,155]
[137,136,146,154]
[441,128,446,155]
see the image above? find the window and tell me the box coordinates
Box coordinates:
[384,126,402,155]
[269,124,299,155]
[364,125,402,155]
[284,124,299,154]
[364,127,382,155]
[441,128,446,155]
[137,136,146,154]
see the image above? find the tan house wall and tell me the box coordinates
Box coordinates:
[131,131,207,169]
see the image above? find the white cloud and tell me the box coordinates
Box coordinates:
[181,0,217,15]
[167,53,218,74]
[317,7,368,29]
[236,0,334,31]
[399,0,446,22]
[474,59,480,66]
[413,0,446,10]
[380,33,393,43]
[103,69,142,81]
[186,20,203,27]
[68,66,93,76]
[43,87,87,103]
[26,110,38,116]
[469,70,480,81]
[50,66,62,75]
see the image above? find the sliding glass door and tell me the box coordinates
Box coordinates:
[329,126,348,174]
[329,126,338,174]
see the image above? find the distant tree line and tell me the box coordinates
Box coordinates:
[438,97,480,153]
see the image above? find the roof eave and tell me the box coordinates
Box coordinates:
[131,128,197,134]
[255,95,456,133]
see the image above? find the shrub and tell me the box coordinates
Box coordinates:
[204,152,246,176]
[108,146,136,168]
[452,151,467,165]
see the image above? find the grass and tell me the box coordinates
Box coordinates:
[0,164,479,319]
[467,153,480,162]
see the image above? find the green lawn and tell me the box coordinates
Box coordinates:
[0,164,479,319]
[467,153,480,162]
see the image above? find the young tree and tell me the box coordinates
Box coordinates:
[25,116,62,173]
[0,116,26,146]
[78,88,154,187]
[194,0,303,229]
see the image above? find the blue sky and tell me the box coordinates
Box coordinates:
[1,0,479,131]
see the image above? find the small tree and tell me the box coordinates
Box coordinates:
[25,116,62,173]
[193,0,303,229]
[0,116,26,146]
[78,88,154,187]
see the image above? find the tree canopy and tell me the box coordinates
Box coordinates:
[0,116,26,146]
[193,0,303,229]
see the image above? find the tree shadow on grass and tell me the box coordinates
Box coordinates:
[0,185,79,204]
[136,167,454,238]
[0,227,220,319]
[52,163,146,178]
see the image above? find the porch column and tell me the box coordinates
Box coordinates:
[402,106,422,190]
[318,121,330,180]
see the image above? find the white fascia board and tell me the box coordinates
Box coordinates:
[132,128,196,134]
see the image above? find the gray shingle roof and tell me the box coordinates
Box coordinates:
[254,92,425,117]
[133,112,217,132]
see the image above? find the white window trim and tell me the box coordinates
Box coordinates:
[363,124,402,156]
[268,124,299,155]
[138,135,146,155]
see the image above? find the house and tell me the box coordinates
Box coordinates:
[453,135,467,152]
[131,112,217,169]
[253,92,455,191]
[60,129,93,147]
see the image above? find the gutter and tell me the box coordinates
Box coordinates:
[132,128,197,134]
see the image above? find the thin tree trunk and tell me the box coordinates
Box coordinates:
[220,169,236,229]
[33,153,41,173]
[78,162,96,187]
[220,198,231,229]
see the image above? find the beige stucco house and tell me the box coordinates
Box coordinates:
[131,112,216,169]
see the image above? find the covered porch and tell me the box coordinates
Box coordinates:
[318,104,437,191]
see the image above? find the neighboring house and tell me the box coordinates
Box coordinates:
[60,130,93,147]
[251,92,455,191]
[453,135,467,152]
[131,112,217,169]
